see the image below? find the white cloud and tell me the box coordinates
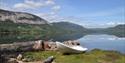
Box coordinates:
[45,0,55,5]
[14,0,45,9]
[51,5,61,11]
[106,22,125,26]
[13,0,61,17]
[14,0,56,10]
[36,14,87,27]
[0,2,12,10]
[35,12,59,22]
[82,7,125,17]
[35,12,124,28]
[106,22,116,25]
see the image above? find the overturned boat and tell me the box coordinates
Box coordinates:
[56,42,88,54]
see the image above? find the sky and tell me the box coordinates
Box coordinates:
[0,0,125,28]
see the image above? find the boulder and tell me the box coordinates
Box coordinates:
[8,58,18,63]
[43,56,55,63]
[33,40,44,50]
[17,54,23,61]
[43,41,57,51]
[63,40,80,46]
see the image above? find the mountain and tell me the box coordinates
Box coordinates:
[0,9,48,24]
[0,9,86,34]
[52,22,84,29]
[104,24,125,37]
[0,9,124,43]
[52,22,88,33]
[89,24,125,37]
[0,21,86,43]
[0,9,86,43]
[109,24,125,30]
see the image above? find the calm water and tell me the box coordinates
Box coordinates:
[78,34,125,54]
[0,33,125,54]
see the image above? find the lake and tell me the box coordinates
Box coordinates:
[78,34,125,54]
[0,33,125,54]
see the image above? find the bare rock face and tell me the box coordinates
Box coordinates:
[0,9,48,24]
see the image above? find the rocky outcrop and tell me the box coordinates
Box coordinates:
[0,40,43,52]
[0,9,48,24]
[0,40,56,52]
[0,40,80,52]
[63,40,80,46]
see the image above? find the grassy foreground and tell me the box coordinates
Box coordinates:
[24,49,125,63]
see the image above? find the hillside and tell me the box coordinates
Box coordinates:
[0,9,48,24]
[104,24,125,37]
[0,21,86,43]
[0,9,86,43]
[89,24,125,37]
[0,9,86,34]
[0,9,124,43]
[52,22,88,34]
[108,24,125,30]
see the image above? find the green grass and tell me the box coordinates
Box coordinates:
[24,49,125,63]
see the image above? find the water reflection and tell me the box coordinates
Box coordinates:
[0,33,85,44]
[78,34,125,54]
[0,33,125,53]
[0,33,40,43]
[0,33,124,44]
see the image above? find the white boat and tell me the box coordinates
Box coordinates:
[56,42,88,54]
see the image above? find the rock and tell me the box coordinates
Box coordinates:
[0,40,81,52]
[17,54,23,60]
[8,58,18,63]
[63,40,80,46]
[0,55,8,63]
[17,61,23,63]
[22,58,31,62]
[44,41,57,51]
[49,42,57,51]
[73,40,80,45]
[43,41,51,51]
[22,58,28,62]
[0,41,35,52]
[33,40,44,50]
[43,56,55,63]
[0,40,48,52]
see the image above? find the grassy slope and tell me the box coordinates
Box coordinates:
[24,49,125,63]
